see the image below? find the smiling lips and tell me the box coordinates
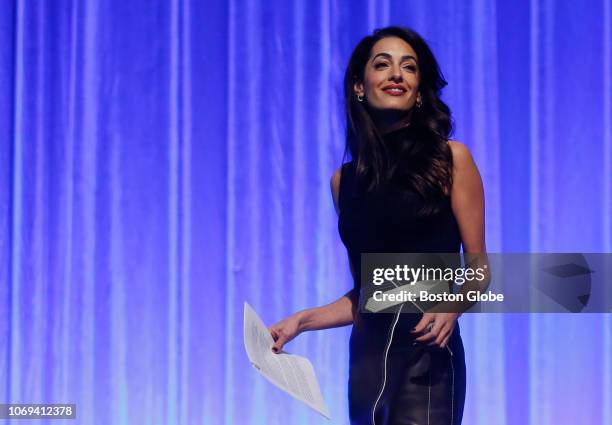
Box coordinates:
[382,84,407,96]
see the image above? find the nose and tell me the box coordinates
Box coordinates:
[389,63,403,81]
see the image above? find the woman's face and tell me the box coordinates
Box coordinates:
[354,36,421,113]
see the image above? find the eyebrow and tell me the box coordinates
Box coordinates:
[371,52,418,63]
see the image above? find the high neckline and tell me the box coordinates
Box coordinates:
[382,123,416,147]
[381,122,412,137]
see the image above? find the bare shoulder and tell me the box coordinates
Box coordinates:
[447,140,483,193]
[446,141,486,253]
[330,166,342,215]
[447,140,475,169]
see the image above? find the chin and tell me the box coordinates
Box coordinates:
[370,103,411,113]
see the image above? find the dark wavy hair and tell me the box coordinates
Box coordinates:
[343,26,454,215]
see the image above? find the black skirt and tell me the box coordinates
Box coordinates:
[348,312,466,425]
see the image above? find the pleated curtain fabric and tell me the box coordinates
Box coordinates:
[1,1,611,424]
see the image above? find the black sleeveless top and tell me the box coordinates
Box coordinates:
[338,127,462,292]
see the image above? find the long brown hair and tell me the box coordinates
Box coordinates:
[343,26,454,215]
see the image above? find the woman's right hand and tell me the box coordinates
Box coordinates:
[268,313,303,353]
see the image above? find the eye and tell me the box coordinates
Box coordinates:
[374,62,389,69]
[403,64,417,72]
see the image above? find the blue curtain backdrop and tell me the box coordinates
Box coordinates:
[1,0,611,424]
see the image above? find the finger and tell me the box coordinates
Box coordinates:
[440,334,451,349]
[415,318,443,343]
[431,319,444,335]
[269,328,279,340]
[412,313,435,334]
[415,324,440,343]
[415,332,437,343]
[419,320,448,344]
[429,327,449,347]
[271,335,288,353]
[440,324,456,348]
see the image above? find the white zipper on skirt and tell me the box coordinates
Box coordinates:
[371,304,403,425]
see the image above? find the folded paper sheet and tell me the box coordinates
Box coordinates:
[243,302,330,419]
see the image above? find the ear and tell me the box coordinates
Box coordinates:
[353,81,364,97]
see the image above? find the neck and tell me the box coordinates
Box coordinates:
[371,109,414,135]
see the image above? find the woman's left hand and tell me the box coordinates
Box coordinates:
[411,312,460,349]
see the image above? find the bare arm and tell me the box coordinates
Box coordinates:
[269,166,357,351]
[296,287,357,332]
[448,140,487,254]
[298,166,357,331]
[448,141,490,308]
[413,141,489,347]
[425,141,489,314]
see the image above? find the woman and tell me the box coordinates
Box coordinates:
[269,26,486,425]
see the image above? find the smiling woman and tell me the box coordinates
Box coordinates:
[353,38,421,129]
[269,26,486,425]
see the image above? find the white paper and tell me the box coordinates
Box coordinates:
[243,302,331,419]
